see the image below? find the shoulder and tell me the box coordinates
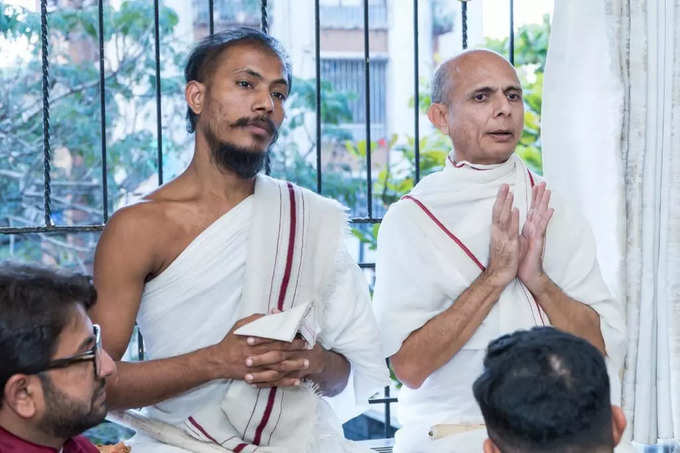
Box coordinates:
[95,195,180,276]
[101,179,189,240]
[100,199,170,246]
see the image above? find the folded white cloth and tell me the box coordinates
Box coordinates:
[234,301,318,347]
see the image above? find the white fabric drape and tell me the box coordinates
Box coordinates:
[542,0,680,444]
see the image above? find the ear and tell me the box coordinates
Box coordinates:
[483,438,502,453]
[611,405,627,446]
[185,80,206,118]
[426,102,450,135]
[3,374,39,419]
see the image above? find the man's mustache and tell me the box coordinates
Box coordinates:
[231,116,278,136]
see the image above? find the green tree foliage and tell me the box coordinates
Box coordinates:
[0,1,183,267]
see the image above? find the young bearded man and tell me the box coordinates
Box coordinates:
[91,27,388,453]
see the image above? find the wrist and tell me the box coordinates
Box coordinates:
[480,267,513,291]
[523,272,552,298]
[310,346,329,376]
[200,344,231,380]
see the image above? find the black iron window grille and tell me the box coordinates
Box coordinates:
[0,0,520,439]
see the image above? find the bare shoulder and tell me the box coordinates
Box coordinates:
[95,179,199,280]
[97,200,166,264]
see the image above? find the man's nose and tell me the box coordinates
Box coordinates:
[494,94,512,117]
[99,348,117,379]
[252,88,274,114]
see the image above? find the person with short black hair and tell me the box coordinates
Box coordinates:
[0,262,116,452]
[473,327,626,453]
[91,26,388,452]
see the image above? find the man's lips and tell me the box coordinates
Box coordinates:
[487,130,515,141]
[245,123,272,136]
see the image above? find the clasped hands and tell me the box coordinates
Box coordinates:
[212,314,327,389]
[486,182,554,293]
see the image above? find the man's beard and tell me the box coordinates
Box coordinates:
[212,142,268,179]
[36,374,107,440]
[205,116,279,179]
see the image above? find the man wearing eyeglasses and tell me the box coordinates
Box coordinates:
[0,262,117,452]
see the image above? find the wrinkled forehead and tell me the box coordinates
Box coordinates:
[448,53,521,97]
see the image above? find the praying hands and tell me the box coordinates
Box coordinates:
[487,182,554,289]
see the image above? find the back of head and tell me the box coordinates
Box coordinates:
[473,327,613,453]
[0,262,97,406]
[184,26,292,133]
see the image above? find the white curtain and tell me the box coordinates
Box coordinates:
[542,0,680,444]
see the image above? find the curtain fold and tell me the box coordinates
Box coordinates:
[542,0,680,444]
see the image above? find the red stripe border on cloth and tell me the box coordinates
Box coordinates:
[187,416,219,444]
[276,182,297,311]
[253,182,298,446]
[402,195,485,271]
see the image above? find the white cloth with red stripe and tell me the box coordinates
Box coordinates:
[373,153,626,452]
[131,174,388,453]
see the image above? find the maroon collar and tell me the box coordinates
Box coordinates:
[0,425,98,453]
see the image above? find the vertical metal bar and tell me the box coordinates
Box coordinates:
[315,0,322,194]
[209,0,214,36]
[261,0,271,175]
[363,0,372,218]
[461,1,468,50]
[260,0,269,34]
[384,385,392,438]
[509,0,515,65]
[40,0,52,227]
[153,0,163,186]
[98,0,108,222]
[413,0,420,183]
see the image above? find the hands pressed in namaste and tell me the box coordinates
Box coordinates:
[486,182,554,291]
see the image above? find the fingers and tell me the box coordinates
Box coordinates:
[244,369,290,384]
[245,336,307,350]
[492,184,510,224]
[245,351,310,372]
[538,208,555,232]
[531,182,546,208]
[251,376,302,388]
[245,336,274,347]
[493,184,516,232]
[245,350,288,367]
[510,207,519,237]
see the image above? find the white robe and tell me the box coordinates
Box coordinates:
[373,154,626,453]
[129,175,389,453]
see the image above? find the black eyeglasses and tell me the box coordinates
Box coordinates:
[38,324,104,377]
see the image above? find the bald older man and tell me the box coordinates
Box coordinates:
[372,50,626,452]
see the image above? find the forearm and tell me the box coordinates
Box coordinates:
[529,274,606,354]
[106,346,221,409]
[391,271,505,389]
[306,348,350,397]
